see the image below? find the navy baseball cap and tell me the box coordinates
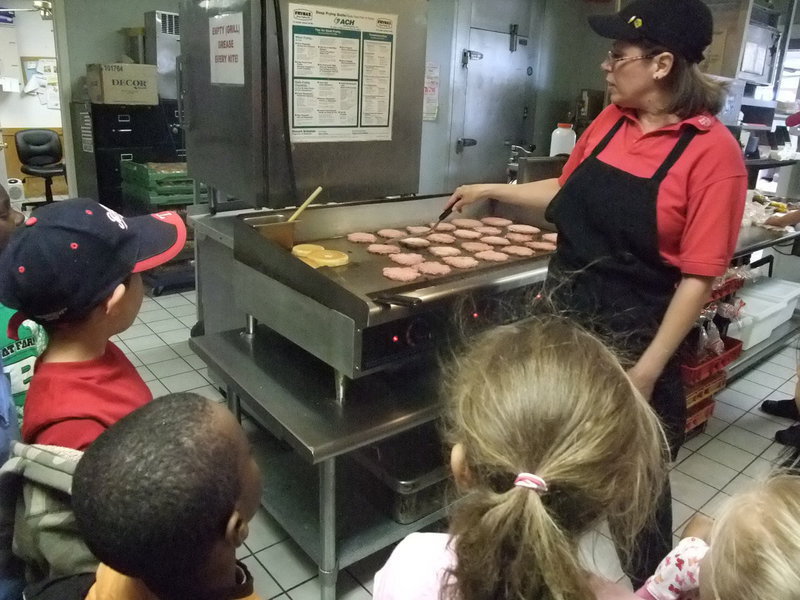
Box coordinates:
[0,199,187,323]
[588,0,713,64]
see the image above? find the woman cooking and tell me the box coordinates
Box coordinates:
[447,0,746,587]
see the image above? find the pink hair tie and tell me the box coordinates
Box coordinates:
[513,473,548,494]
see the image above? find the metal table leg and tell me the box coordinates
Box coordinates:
[334,371,347,406]
[319,458,338,600]
[227,385,242,424]
[245,314,257,338]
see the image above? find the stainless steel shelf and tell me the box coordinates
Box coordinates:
[728,314,800,381]
[740,97,777,109]
[258,447,447,569]
[740,123,772,131]
[189,328,449,599]
[190,328,441,464]
[732,225,800,259]
[744,158,799,169]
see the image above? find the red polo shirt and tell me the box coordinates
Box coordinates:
[21,341,152,450]
[558,104,747,277]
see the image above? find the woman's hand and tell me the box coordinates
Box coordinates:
[446,184,494,212]
[445,179,561,213]
[631,276,715,401]
[765,210,800,228]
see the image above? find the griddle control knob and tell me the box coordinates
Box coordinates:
[406,318,433,346]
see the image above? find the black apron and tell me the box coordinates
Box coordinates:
[544,116,698,454]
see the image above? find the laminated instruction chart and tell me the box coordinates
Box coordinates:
[288,4,397,142]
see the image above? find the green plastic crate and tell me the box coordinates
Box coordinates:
[122,181,207,208]
[121,161,189,184]
[120,161,207,194]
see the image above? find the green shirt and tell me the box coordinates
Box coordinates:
[0,305,47,419]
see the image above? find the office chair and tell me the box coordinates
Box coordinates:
[14,129,66,210]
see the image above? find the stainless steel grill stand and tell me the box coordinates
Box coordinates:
[334,371,347,406]
[319,459,337,600]
[245,314,257,337]
[226,385,242,424]
[189,328,443,600]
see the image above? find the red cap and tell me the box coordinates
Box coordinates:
[787,112,800,128]
[0,199,187,323]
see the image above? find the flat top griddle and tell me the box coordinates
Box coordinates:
[299,233,554,301]
[234,197,556,328]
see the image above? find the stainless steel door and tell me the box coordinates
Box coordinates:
[453,27,531,185]
[181,0,427,209]
[180,0,267,206]
[471,0,531,37]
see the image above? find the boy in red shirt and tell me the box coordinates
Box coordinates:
[0,198,186,450]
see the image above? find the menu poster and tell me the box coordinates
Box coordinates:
[288,3,397,143]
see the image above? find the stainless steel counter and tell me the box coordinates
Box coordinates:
[188,210,800,600]
[190,327,440,464]
[189,205,253,247]
[189,203,800,258]
[733,224,800,258]
[190,327,445,600]
[189,198,800,342]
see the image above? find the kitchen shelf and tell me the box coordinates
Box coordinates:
[741,97,777,108]
[190,329,446,600]
[143,261,195,296]
[743,159,799,189]
[257,445,448,569]
[727,313,800,380]
[190,328,440,464]
[745,159,799,169]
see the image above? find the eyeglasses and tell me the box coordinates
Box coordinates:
[604,51,655,68]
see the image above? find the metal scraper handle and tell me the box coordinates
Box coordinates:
[430,206,454,231]
[373,294,423,308]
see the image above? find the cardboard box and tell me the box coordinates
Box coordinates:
[86,63,158,106]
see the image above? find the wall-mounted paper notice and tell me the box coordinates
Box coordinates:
[209,12,245,85]
[0,77,20,93]
[423,63,439,121]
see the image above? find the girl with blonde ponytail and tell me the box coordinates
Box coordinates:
[374,316,668,600]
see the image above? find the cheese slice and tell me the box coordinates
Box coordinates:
[298,256,322,268]
[308,249,349,267]
[292,243,325,257]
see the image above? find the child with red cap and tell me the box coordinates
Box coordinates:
[0,198,186,450]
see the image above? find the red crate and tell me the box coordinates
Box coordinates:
[708,277,745,302]
[686,371,727,409]
[680,337,743,386]
[685,397,715,433]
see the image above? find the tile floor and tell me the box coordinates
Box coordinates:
[124,289,800,598]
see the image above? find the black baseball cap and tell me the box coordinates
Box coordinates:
[588,0,713,64]
[0,198,187,323]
